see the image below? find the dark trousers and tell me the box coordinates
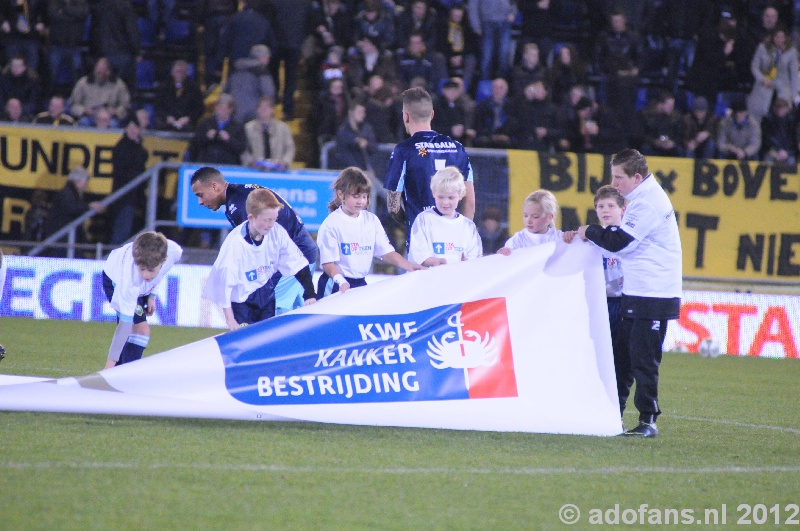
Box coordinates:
[316,273,367,299]
[232,283,277,325]
[616,317,668,424]
[270,46,301,117]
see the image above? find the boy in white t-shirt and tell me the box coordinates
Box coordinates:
[203,188,317,330]
[408,166,482,266]
[498,189,564,255]
[316,167,422,297]
[102,232,183,369]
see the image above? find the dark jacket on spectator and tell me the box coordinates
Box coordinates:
[47,0,90,47]
[188,116,247,165]
[224,7,277,64]
[0,68,40,117]
[112,133,149,207]
[89,0,140,57]
[309,0,353,50]
[154,76,204,131]
[42,181,90,241]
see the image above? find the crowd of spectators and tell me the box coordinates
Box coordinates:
[3,0,800,171]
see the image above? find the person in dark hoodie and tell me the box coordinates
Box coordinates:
[110,117,149,244]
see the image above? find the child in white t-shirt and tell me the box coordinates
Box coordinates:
[316,166,423,297]
[498,189,563,254]
[203,188,317,330]
[408,166,482,266]
[102,232,183,369]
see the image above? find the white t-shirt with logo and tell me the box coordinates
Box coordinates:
[409,209,482,265]
[203,222,309,308]
[504,226,563,250]
[103,240,183,321]
[317,207,396,279]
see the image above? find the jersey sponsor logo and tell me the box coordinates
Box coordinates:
[245,265,271,282]
[417,146,428,157]
[433,242,466,255]
[414,141,457,150]
[340,243,373,255]
[603,256,621,270]
[218,297,518,404]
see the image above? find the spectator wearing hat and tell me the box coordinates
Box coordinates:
[225,44,276,124]
[717,96,761,160]
[682,95,718,159]
[433,77,475,145]
[110,118,149,244]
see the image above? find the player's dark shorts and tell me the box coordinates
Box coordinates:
[102,271,149,325]
[316,273,367,299]
[232,283,277,325]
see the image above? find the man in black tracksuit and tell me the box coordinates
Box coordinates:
[578,149,682,437]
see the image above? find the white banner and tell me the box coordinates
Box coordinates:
[0,242,622,436]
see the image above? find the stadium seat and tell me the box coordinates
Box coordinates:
[138,17,156,47]
[635,87,649,111]
[136,59,156,90]
[475,80,493,102]
[164,18,192,43]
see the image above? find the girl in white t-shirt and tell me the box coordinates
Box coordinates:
[498,189,564,254]
[316,167,423,297]
[408,166,482,266]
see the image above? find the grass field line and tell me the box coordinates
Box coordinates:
[2,461,800,475]
[671,415,800,435]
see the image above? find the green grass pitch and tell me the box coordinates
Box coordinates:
[1,316,799,529]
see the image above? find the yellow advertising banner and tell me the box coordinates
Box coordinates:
[507,150,800,282]
[0,124,188,194]
[0,125,189,239]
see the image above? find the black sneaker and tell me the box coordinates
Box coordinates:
[623,422,658,438]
